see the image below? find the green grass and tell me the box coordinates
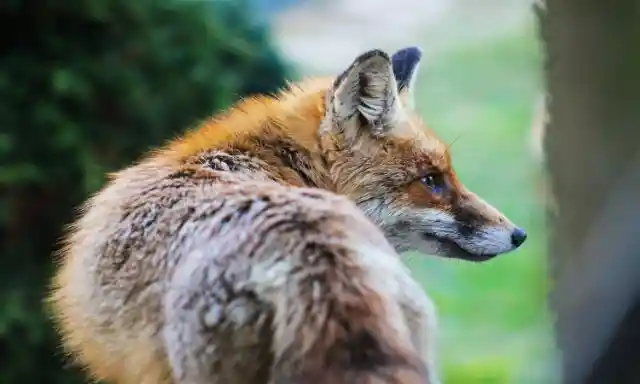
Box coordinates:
[403,25,560,383]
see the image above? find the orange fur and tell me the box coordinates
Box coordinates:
[160,78,332,164]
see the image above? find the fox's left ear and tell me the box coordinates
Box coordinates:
[324,47,423,142]
[391,46,422,110]
[325,49,402,139]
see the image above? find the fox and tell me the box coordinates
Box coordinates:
[48,46,527,384]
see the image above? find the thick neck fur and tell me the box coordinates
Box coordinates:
[157,77,341,191]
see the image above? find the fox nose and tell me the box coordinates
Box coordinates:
[510,227,527,248]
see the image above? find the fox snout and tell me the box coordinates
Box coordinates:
[369,188,527,262]
[414,190,527,262]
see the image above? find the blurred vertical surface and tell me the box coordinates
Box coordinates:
[539,0,640,382]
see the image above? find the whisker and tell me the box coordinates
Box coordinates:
[446,133,464,150]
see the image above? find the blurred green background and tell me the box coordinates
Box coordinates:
[404,28,557,384]
[0,0,556,383]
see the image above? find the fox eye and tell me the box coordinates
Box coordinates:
[420,173,446,194]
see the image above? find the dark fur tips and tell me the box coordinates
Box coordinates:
[391,46,423,91]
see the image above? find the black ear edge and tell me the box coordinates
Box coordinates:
[391,46,423,91]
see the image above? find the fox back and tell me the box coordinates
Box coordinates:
[49,46,526,384]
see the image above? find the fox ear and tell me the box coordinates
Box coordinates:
[391,46,422,109]
[325,49,402,139]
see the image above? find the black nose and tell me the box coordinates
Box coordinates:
[510,227,527,247]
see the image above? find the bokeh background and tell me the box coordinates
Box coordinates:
[0,0,557,383]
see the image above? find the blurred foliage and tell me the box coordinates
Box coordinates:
[0,0,289,382]
[246,0,303,23]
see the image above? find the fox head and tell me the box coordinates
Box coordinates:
[320,47,527,261]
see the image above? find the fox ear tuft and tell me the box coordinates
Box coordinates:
[391,46,423,109]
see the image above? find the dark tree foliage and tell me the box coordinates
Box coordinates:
[0,0,290,382]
